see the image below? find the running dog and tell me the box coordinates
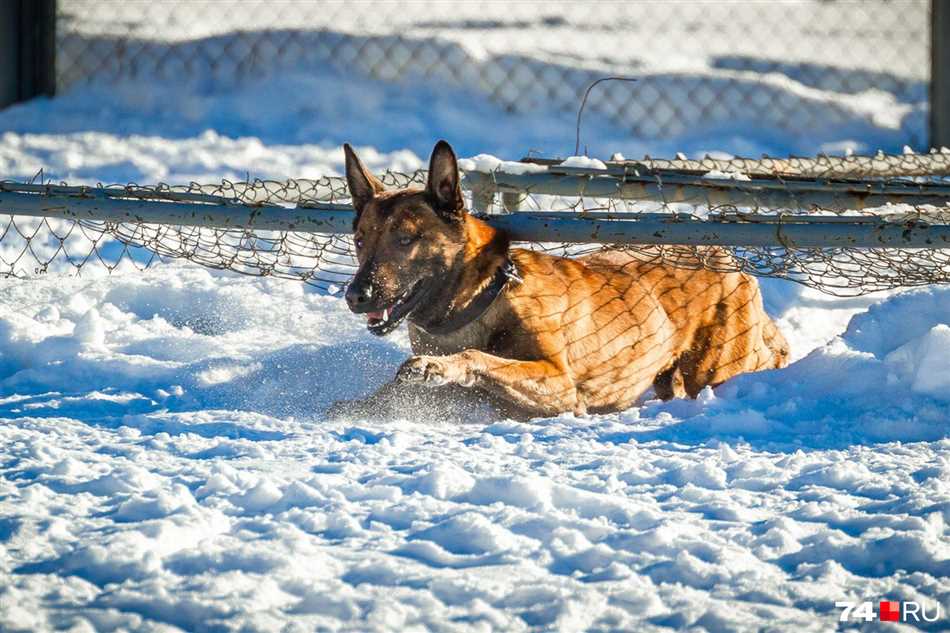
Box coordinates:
[332,140,788,419]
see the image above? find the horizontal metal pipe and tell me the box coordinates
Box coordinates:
[524,155,950,178]
[0,190,355,232]
[3,190,950,248]
[11,172,949,214]
[486,213,950,248]
[463,171,950,211]
[547,166,950,197]
[5,182,242,204]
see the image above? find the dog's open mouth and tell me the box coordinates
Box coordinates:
[365,282,425,336]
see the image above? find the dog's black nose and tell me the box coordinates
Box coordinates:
[345,282,373,311]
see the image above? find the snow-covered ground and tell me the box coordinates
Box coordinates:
[1,3,949,631]
[0,264,948,632]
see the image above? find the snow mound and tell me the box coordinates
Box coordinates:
[637,286,950,449]
[457,154,547,175]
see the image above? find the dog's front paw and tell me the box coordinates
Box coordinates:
[397,356,449,386]
[398,355,471,387]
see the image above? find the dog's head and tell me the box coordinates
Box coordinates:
[343,140,468,336]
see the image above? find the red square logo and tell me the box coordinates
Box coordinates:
[880,601,900,622]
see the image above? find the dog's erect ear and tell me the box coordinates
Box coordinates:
[427,140,464,220]
[344,143,386,216]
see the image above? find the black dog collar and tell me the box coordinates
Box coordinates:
[417,259,522,336]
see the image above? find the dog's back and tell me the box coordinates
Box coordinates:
[583,247,789,398]
[414,244,786,412]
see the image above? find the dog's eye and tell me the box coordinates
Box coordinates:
[399,235,415,246]
[354,237,364,249]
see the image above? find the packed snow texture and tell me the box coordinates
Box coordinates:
[1,3,949,631]
[0,269,948,632]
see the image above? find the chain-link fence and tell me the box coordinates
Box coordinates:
[55,1,930,148]
[3,151,950,296]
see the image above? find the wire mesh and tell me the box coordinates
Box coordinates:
[3,151,950,296]
[54,1,930,147]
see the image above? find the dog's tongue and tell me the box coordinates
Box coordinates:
[367,310,384,322]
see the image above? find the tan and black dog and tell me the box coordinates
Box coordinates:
[332,140,788,420]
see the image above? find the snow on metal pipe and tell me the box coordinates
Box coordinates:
[522,154,950,178]
[462,171,950,211]
[548,166,950,197]
[606,154,950,178]
[3,189,950,248]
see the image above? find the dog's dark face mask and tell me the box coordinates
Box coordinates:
[343,140,466,336]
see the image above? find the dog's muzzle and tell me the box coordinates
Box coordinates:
[355,281,427,336]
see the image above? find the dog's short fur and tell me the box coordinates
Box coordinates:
[333,141,788,420]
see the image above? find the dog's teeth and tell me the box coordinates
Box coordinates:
[384,308,390,321]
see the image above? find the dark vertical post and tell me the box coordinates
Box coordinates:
[0,2,19,108]
[932,0,950,149]
[0,0,56,110]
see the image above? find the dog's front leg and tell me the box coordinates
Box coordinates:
[397,350,584,417]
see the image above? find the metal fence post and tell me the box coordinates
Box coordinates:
[932,0,950,149]
[0,0,56,110]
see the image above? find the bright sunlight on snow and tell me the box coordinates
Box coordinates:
[0,2,947,632]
